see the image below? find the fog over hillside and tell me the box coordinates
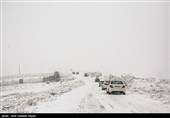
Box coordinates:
[1,1,170,113]
[1,1,170,79]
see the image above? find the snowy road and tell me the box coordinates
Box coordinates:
[34,76,170,113]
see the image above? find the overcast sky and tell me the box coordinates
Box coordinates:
[1,1,170,79]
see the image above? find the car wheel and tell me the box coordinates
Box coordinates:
[106,91,110,94]
[122,92,126,95]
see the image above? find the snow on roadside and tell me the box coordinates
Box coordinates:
[120,74,170,105]
[0,82,60,97]
[34,85,89,113]
[128,77,170,104]
[0,79,85,113]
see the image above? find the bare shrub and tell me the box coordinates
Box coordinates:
[27,99,37,106]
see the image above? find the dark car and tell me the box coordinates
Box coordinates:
[43,71,60,82]
[95,77,100,82]
[99,80,104,87]
[84,73,89,77]
[101,81,110,90]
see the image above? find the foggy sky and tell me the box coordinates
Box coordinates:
[1,1,170,79]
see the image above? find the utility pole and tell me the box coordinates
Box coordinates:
[19,64,21,76]
[18,64,23,84]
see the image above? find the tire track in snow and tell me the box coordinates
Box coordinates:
[77,93,106,113]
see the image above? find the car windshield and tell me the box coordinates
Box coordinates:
[111,81,123,84]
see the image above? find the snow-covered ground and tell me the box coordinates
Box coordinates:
[0,76,84,113]
[1,74,170,113]
[33,76,170,113]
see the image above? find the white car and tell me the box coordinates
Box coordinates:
[106,80,126,95]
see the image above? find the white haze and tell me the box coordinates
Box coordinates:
[1,1,170,79]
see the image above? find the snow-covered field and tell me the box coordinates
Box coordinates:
[0,76,84,113]
[1,74,170,113]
